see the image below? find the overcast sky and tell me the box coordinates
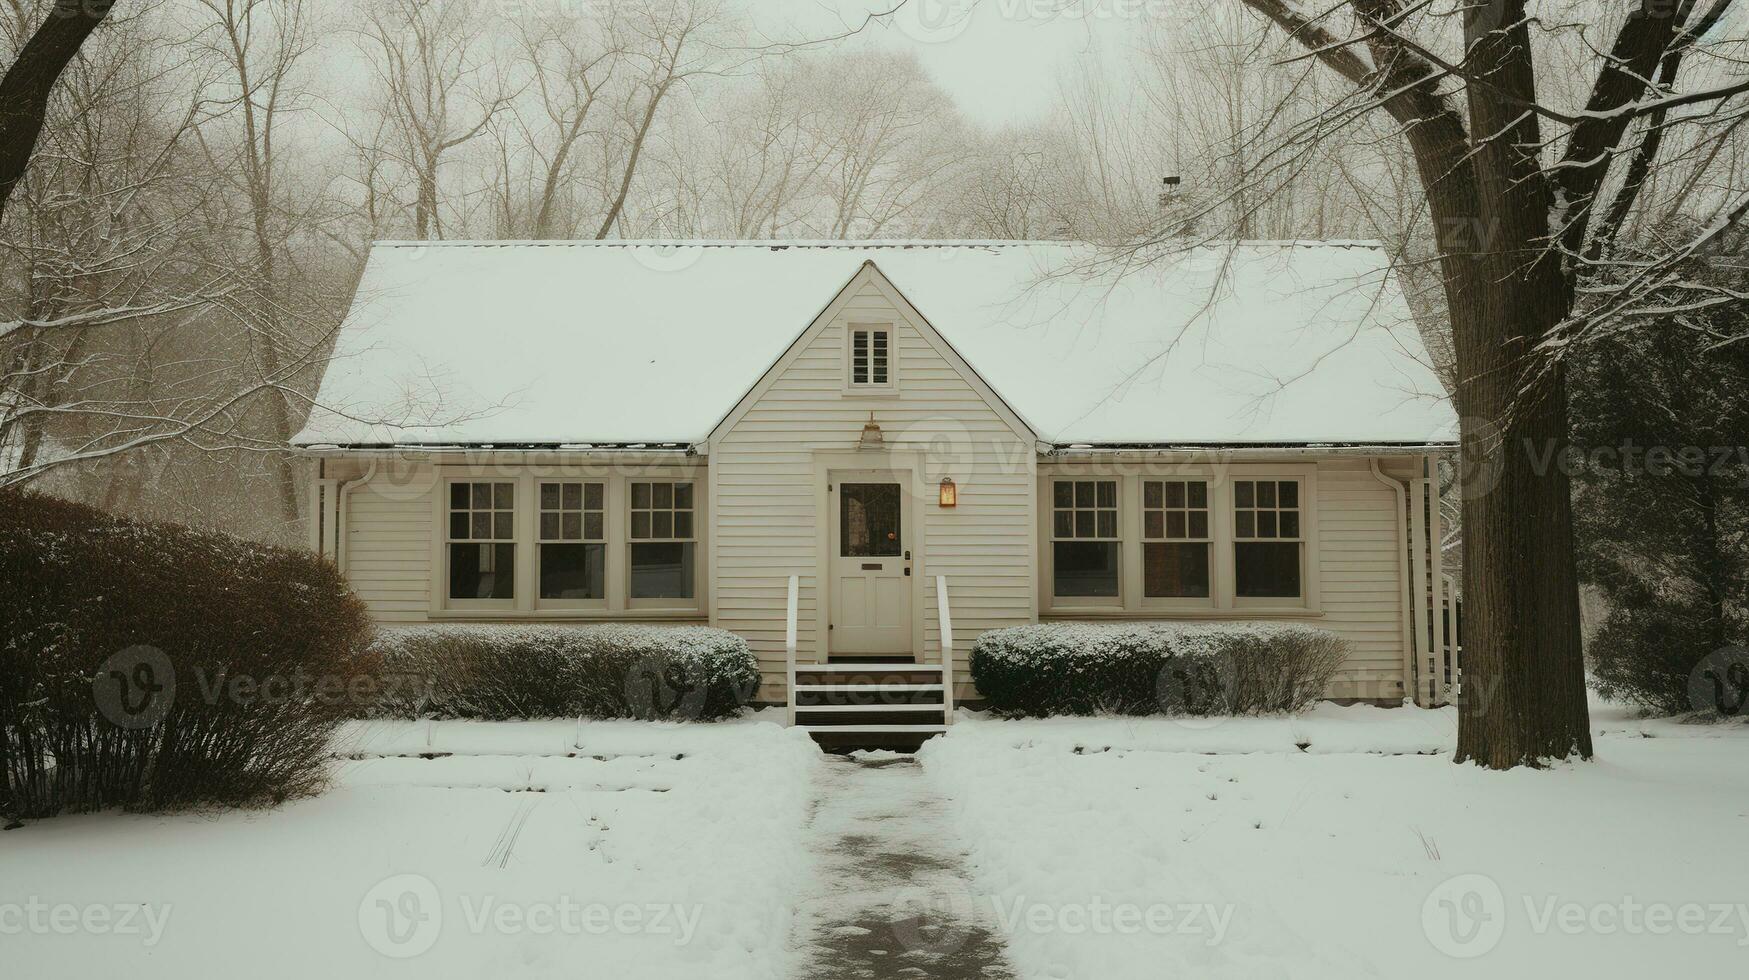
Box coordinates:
[739,0,1140,127]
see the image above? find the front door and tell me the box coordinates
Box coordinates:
[830,479,912,655]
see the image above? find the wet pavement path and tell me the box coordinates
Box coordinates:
[791,753,1014,979]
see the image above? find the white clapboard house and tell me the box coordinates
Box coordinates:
[294,241,1460,737]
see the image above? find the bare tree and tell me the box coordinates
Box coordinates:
[1203,0,1749,767]
[592,0,720,239]
[0,0,117,221]
[361,0,513,240]
[193,0,326,525]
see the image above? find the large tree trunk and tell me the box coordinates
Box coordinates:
[1449,2,1592,766]
[0,0,116,221]
[1238,0,1595,766]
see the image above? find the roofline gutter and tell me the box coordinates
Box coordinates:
[1041,442,1458,459]
[293,444,702,461]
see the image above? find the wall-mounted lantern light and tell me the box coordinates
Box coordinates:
[939,477,958,508]
[858,413,884,450]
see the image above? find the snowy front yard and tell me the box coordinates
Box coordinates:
[1,713,820,980]
[921,701,1749,979]
[4,702,1746,980]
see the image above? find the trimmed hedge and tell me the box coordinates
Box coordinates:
[970,622,1349,717]
[1,489,377,820]
[364,624,761,721]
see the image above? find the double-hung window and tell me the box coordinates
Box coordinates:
[539,481,604,602]
[1050,479,1119,597]
[629,481,696,600]
[447,481,515,601]
[1143,479,1211,598]
[1234,479,1303,599]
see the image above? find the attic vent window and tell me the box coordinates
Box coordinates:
[849,326,891,387]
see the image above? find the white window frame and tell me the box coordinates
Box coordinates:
[1139,478,1217,610]
[626,479,700,609]
[1231,477,1308,608]
[430,465,706,619]
[535,479,608,611]
[441,478,520,611]
[843,322,897,394]
[1045,477,1124,607]
[1037,464,1319,617]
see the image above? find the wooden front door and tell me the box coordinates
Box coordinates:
[830,479,913,654]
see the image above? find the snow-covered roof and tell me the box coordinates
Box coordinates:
[294,240,1456,447]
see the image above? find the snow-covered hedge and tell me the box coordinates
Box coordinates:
[365,624,761,722]
[0,489,376,820]
[970,622,1348,717]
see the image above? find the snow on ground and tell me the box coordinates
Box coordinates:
[1,713,821,980]
[920,701,1749,979]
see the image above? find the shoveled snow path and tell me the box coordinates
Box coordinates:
[790,753,1014,979]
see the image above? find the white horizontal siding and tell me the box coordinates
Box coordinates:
[713,278,1035,700]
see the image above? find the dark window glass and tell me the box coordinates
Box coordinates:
[1053,541,1119,597]
[541,543,604,600]
[449,543,514,599]
[631,542,695,599]
[841,483,901,557]
[1145,542,1211,598]
[1235,542,1301,598]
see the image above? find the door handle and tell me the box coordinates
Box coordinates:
[903,567,911,576]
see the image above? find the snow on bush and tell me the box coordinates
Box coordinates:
[0,489,376,820]
[365,624,761,722]
[970,621,1348,717]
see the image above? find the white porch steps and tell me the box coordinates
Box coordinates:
[790,660,951,749]
[783,574,957,750]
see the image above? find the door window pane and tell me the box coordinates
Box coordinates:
[840,483,901,557]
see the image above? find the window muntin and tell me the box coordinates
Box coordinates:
[629,481,696,599]
[539,481,604,601]
[1143,480,1211,598]
[1234,479,1303,598]
[1051,479,1119,597]
[849,327,891,386]
[447,481,515,600]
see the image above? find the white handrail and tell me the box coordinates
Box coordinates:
[785,574,800,727]
[936,575,954,726]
